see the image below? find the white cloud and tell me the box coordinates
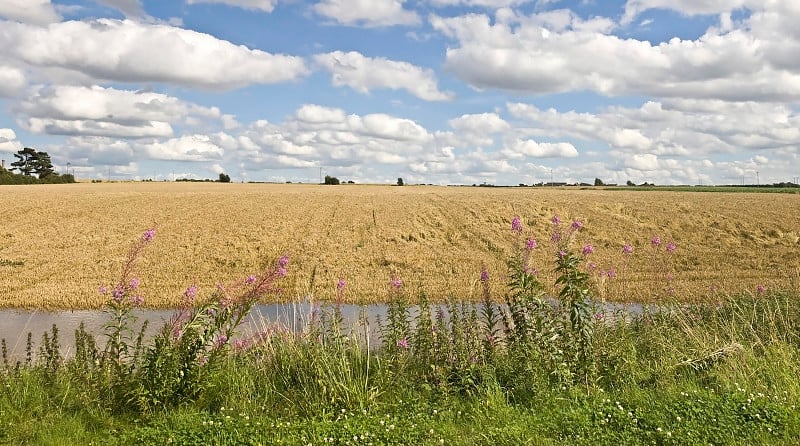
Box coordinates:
[141,134,225,161]
[429,0,534,6]
[430,6,800,102]
[0,19,309,89]
[25,118,174,138]
[314,51,453,101]
[0,0,60,25]
[0,66,26,97]
[295,104,347,125]
[449,113,510,134]
[186,0,279,13]
[624,153,659,170]
[314,0,420,27]
[17,85,225,138]
[621,0,753,25]
[0,128,24,154]
[502,139,578,158]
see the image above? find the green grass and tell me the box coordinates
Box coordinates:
[2,291,799,445]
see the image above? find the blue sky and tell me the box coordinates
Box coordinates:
[1,0,798,185]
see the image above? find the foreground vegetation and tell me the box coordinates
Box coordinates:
[1,183,798,308]
[2,222,799,444]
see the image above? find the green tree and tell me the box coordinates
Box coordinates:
[32,151,54,178]
[397,177,404,186]
[594,177,604,186]
[218,172,231,183]
[10,147,37,176]
[324,175,340,185]
[10,148,54,178]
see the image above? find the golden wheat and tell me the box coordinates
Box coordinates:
[0,182,797,309]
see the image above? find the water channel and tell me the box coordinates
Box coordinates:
[0,301,645,362]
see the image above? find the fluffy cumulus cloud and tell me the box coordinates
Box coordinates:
[17,85,225,138]
[186,0,279,13]
[0,128,24,154]
[141,134,226,161]
[0,19,308,89]
[314,51,453,101]
[502,139,579,158]
[430,4,800,102]
[0,0,60,25]
[0,66,26,97]
[314,0,420,27]
[507,99,800,155]
[621,0,755,24]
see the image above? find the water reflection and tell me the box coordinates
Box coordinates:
[0,301,645,362]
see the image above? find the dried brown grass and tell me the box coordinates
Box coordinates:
[0,182,797,309]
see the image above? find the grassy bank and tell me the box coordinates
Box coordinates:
[1,291,799,445]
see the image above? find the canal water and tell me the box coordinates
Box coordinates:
[0,301,644,362]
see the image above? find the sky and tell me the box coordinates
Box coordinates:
[0,0,799,185]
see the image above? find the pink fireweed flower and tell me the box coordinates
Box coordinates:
[111,284,125,303]
[480,269,490,283]
[397,338,409,350]
[666,241,677,253]
[622,244,633,255]
[129,277,141,290]
[183,285,198,301]
[234,338,251,351]
[525,238,537,250]
[130,295,144,306]
[245,274,257,284]
[571,220,583,230]
[582,244,594,255]
[651,236,661,247]
[98,285,107,295]
[278,255,289,268]
[559,250,567,258]
[277,267,287,277]
[594,312,604,321]
[337,278,347,290]
[551,232,561,243]
[607,269,617,278]
[390,277,403,289]
[214,335,228,349]
[511,216,522,233]
[524,266,538,276]
[142,228,156,242]
[757,284,766,294]
[551,215,562,225]
[588,262,597,271]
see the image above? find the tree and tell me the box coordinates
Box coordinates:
[594,178,604,186]
[11,147,36,176]
[626,180,635,186]
[218,173,231,183]
[10,148,54,178]
[397,177,404,186]
[324,175,340,185]
[32,151,54,178]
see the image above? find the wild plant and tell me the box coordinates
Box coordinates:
[378,276,411,360]
[130,255,290,412]
[98,228,154,372]
[38,324,62,378]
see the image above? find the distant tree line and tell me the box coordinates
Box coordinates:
[1,147,75,185]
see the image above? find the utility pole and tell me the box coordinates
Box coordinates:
[550,169,553,186]
[756,171,760,186]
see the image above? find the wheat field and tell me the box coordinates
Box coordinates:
[0,182,798,309]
